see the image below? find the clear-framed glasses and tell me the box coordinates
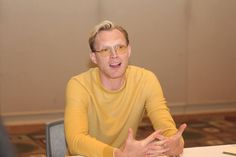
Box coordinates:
[94,45,128,57]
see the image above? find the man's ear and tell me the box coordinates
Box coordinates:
[127,45,131,58]
[90,52,97,64]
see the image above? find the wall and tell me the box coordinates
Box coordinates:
[188,0,236,104]
[0,0,236,124]
[184,0,236,113]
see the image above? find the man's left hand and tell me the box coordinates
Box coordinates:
[146,123,187,157]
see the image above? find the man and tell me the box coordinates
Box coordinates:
[64,20,186,157]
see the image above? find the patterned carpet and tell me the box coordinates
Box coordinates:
[10,134,45,157]
[8,115,236,157]
[180,118,236,147]
[137,115,236,147]
[8,126,46,157]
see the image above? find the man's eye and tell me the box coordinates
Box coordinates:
[116,45,125,50]
[101,48,110,53]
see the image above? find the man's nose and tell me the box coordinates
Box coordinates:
[110,48,118,57]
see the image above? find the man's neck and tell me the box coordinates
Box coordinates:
[101,76,125,91]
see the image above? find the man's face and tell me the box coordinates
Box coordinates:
[90,29,131,81]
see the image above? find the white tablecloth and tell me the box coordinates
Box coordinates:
[64,144,236,157]
[181,144,236,157]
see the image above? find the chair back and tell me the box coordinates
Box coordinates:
[46,119,67,157]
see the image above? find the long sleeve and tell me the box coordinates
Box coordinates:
[144,72,178,137]
[64,78,114,157]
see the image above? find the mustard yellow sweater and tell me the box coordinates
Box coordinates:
[64,65,178,157]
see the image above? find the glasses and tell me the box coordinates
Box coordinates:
[94,45,128,57]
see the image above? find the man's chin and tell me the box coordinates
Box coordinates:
[109,72,125,80]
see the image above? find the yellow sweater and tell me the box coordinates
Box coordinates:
[64,65,178,157]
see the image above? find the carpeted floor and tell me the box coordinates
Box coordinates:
[10,134,45,157]
[7,113,236,157]
[137,115,236,147]
[7,124,46,157]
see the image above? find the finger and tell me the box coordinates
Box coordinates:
[146,145,170,156]
[127,128,134,141]
[154,134,166,141]
[176,123,187,137]
[148,142,169,152]
[154,141,165,146]
[143,130,162,145]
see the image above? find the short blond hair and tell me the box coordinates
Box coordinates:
[89,20,129,52]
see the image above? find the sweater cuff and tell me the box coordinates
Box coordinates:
[113,148,118,157]
[103,146,114,157]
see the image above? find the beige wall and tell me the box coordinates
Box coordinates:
[188,0,236,104]
[0,0,99,115]
[0,0,236,123]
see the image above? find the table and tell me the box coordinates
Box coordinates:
[181,144,236,157]
[66,144,236,157]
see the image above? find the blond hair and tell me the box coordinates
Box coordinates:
[89,20,129,52]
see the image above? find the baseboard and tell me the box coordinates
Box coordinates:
[2,101,236,125]
[169,101,236,115]
[1,110,64,125]
[168,102,187,115]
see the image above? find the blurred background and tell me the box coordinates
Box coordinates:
[1,0,236,156]
[1,0,235,124]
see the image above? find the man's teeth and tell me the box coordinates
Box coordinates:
[110,63,121,67]
[110,63,120,66]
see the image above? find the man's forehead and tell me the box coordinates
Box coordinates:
[95,29,126,44]
[97,29,123,37]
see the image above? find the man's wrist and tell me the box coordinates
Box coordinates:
[113,148,120,157]
[113,148,126,157]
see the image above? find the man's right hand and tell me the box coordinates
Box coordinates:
[114,128,164,157]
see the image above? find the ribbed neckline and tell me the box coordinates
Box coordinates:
[95,67,129,94]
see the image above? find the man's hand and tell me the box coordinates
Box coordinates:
[114,128,163,157]
[146,123,187,157]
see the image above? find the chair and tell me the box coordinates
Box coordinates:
[46,119,67,157]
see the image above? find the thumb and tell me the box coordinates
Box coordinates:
[127,128,134,141]
[176,123,187,137]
